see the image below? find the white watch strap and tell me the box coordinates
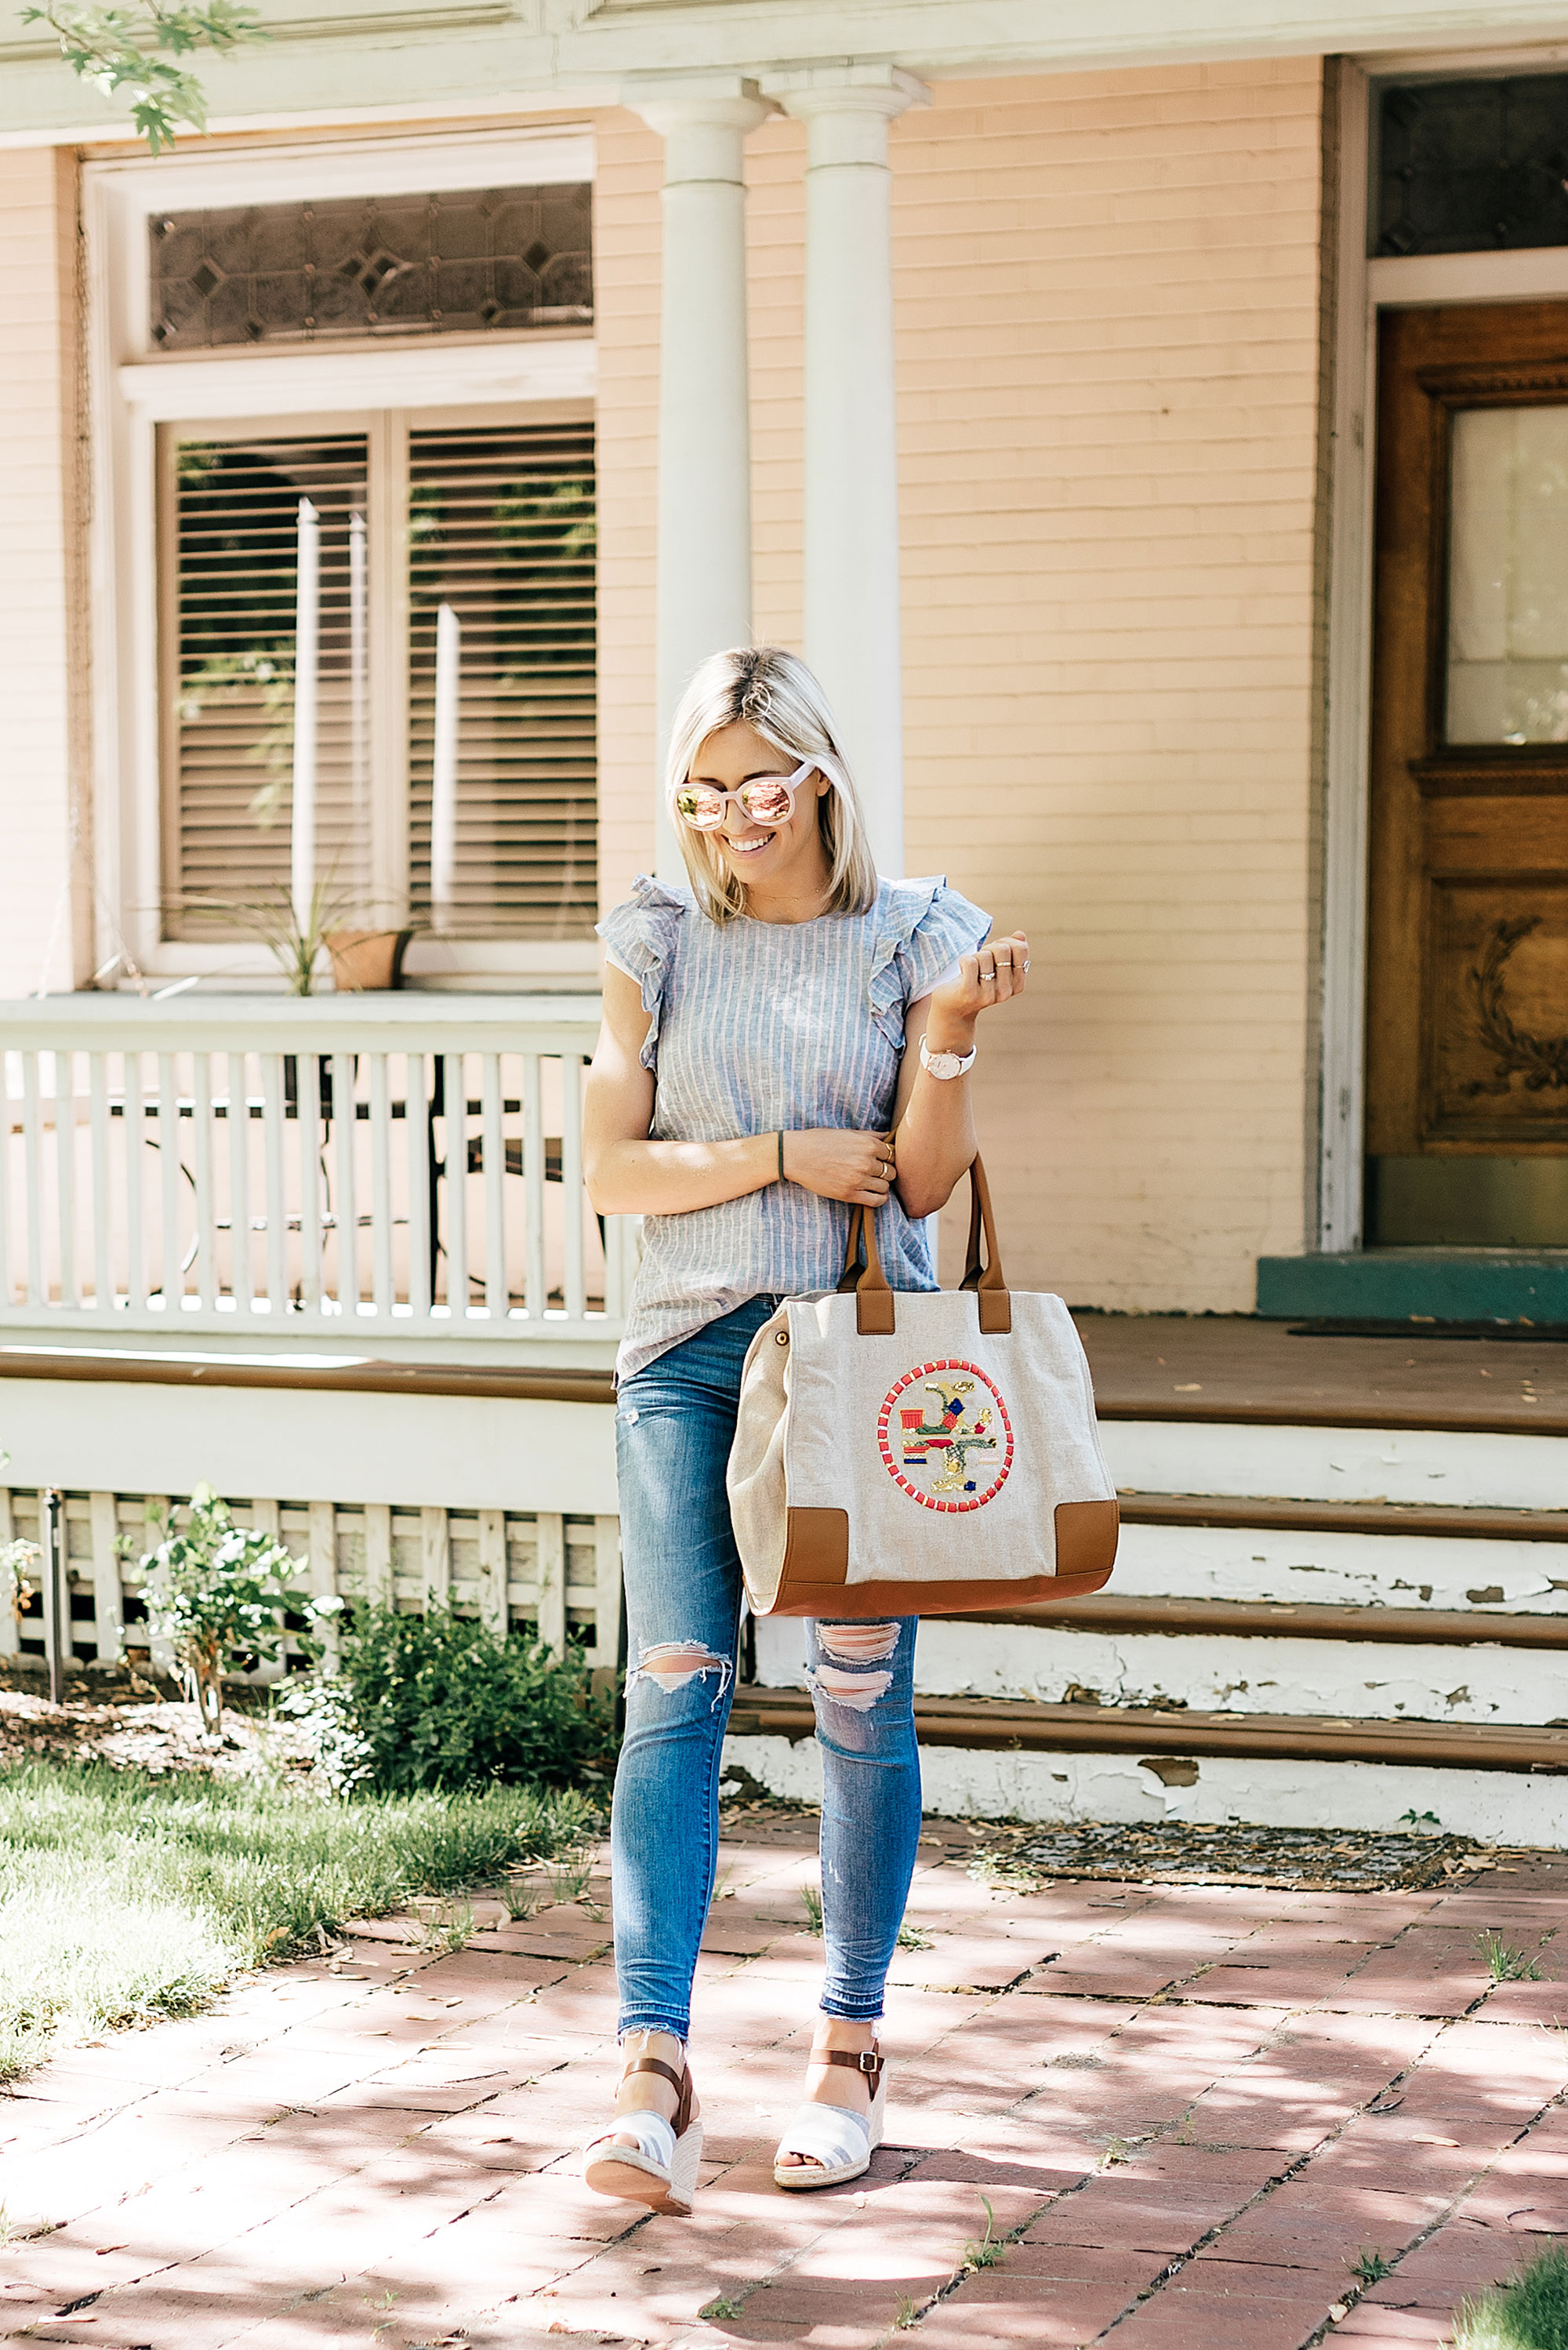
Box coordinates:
[920,1032,977,1079]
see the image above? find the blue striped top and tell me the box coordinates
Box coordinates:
[598,874,992,1382]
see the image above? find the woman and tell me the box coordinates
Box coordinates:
[580,645,1027,2213]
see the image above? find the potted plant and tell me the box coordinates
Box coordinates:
[323,921,414,993]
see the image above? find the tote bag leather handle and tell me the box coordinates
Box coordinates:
[837,1201,896,1334]
[836,1157,1011,1337]
[959,1154,1012,1334]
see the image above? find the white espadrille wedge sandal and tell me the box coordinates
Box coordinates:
[773,2045,887,2192]
[583,2050,703,2217]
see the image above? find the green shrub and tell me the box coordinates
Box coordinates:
[1454,2246,1568,2349]
[323,1604,618,1795]
[140,1484,339,1734]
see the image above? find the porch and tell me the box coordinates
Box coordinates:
[4,1020,1566,1847]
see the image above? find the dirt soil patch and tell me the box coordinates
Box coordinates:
[0,1682,310,1779]
[989,1815,1487,1890]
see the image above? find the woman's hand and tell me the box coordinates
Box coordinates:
[782,1128,898,1207]
[924,930,1029,1048]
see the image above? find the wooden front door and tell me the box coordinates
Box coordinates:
[1367,302,1568,1248]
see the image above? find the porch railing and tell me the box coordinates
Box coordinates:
[0,995,630,1349]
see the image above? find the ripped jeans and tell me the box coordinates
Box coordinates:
[612,1295,922,2040]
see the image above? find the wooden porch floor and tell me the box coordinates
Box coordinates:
[5,1313,1568,1431]
[1076,1313,1568,1433]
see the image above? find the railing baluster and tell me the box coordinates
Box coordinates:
[263,1054,286,1318]
[228,1051,251,1313]
[406,1051,430,1321]
[123,1052,143,1311]
[191,1052,214,1310]
[334,1052,357,1316]
[481,1053,506,1322]
[157,1054,180,1313]
[89,1055,110,1313]
[523,1052,545,1322]
[298,1052,321,1311]
[443,1052,466,1322]
[54,1051,76,1309]
[21,1054,42,1307]
[561,1053,585,1324]
[370,1053,392,1316]
[0,1008,615,1342]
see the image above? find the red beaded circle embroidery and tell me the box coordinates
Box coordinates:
[877,1357,1014,1513]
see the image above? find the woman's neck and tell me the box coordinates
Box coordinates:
[741,841,836,926]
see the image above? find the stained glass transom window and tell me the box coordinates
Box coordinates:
[1374,76,1568,258]
[149,183,593,350]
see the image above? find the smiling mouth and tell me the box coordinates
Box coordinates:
[725,834,771,856]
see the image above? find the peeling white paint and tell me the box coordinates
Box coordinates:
[1109,1521,1568,1613]
[1105,1421,1568,1513]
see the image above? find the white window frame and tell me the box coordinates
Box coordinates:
[1319,49,1568,1249]
[84,128,601,989]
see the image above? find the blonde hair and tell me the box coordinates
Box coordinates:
[665,645,879,922]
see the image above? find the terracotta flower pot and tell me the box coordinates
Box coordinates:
[325,928,413,993]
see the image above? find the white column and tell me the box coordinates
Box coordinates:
[628,80,773,880]
[772,67,927,878]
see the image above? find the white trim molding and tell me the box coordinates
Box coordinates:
[118,338,595,423]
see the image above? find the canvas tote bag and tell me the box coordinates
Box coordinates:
[727,1157,1119,1618]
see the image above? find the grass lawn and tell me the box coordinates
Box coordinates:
[0,1759,598,2080]
[1455,2248,1568,2348]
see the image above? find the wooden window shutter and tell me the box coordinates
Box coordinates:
[162,430,372,938]
[406,420,597,941]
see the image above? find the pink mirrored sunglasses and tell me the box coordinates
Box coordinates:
[673,757,816,832]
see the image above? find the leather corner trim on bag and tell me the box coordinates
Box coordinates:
[1054,1498,1120,1577]
[782,1507,850,1587]
[771,1567,1116,1617]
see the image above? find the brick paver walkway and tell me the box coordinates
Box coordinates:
[2,1818,1565,2349]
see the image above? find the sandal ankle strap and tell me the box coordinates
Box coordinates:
[622,2055,684,2094]
[620,2052,693,2134]
[820,2047,884,2091]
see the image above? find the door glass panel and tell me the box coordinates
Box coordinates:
[1446,404,1568,743]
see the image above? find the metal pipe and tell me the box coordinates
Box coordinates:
[41,1486,65,1705]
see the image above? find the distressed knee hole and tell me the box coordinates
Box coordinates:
[626,1641,731,1697]
[817,1622,901,1664]
[808,1663,895,1713]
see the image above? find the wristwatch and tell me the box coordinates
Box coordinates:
[919,1031,977,1081]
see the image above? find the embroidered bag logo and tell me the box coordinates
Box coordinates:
[877,1358,1014,1513]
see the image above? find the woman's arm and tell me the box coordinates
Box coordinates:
[890,930,1029,1222]
[583,964,899,1217]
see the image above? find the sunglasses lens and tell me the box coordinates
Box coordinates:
[676,786,726,830]
[739,780,794,825]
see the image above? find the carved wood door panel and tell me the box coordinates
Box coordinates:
[1367,303,1568,1247]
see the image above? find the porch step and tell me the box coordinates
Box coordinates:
[1118,1493,1568,1542]
[727,1685,1568,1773]
[969,1593,1568,1647]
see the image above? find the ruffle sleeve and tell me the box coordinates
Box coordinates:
[596,875,691,1072]
[868,877,993,1050]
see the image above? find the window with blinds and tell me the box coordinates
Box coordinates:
[407,422,596,939]
[164,433,372,932]
[159,413,597,947]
